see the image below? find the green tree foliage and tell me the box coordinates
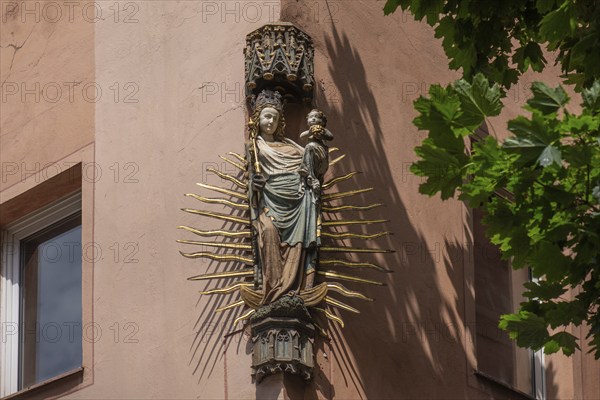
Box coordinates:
[384,0,600,358]
[384,0,600,89]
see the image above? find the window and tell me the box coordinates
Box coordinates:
[472,207,545,399]
[1,192,82,396]
[469,126,545,399]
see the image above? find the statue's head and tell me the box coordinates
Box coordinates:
[307,109,326,127]
[259,107,280,136]
[250,90,286,141]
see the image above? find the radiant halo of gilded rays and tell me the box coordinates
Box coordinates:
[177,149,394,330]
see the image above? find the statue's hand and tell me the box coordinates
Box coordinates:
[299,130,310,141]
[252,174,267,191]
[306,176,320,192]
[309,124,324,135]
[311,179,321,192]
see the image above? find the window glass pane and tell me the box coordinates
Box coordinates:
[20,215,82,388]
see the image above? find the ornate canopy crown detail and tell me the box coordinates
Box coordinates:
[245,23,315,104]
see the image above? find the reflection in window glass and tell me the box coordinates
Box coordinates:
[20,214,82,388]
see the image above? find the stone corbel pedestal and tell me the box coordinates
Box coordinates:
[251,317,315,383]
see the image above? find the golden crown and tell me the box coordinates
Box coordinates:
[252,90,283,112]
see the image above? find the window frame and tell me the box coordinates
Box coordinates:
[471,208,546,400]
[0,191,82,397]
[468,128,546,400]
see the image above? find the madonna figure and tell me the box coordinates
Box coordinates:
[246,90,320,305]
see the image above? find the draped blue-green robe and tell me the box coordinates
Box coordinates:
[248,137,319,303]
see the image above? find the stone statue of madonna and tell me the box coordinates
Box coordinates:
[246,90,320,305]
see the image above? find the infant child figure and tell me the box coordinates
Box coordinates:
[298,109,334,192]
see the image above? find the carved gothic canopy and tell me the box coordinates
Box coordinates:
[245,23,315,104]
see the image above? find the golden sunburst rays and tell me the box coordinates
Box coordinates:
[188,269,254,281]
[322,171,361,190]
[322,203,382,212]
[322,219,388,227]
[233,309,256,326]
[329,154,346,167]
[226,152,248,165]
[326,282,373,301]
[215,299,246,313]
[322,187,374,202]
[177,226,251,238]
[318,149,394,328]
[321,231,391,240]
[178,148,396,333]
[178,241,252,251]
[185,194,249,210]
[320,246,394,254]
[180,252,253,264]
[181,209,250,225]
[200,283,253,295]
[205,168,247,190]
[195,183,247,200]
[325,297,360,314]
[319,259,390,272]
[313,307,345,328]
[179,151,255,328]
[219,155,246,171]
[310,295,361,342]
[317,271,384,286]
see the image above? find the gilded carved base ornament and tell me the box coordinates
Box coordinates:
[179,23,393,384]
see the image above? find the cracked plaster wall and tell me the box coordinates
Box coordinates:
[0,0,94,192]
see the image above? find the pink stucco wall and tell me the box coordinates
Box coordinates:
[1,0,599,399]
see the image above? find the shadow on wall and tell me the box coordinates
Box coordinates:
[289,4,562,399]
[312,19,471,399]
[544,360,561,400]
[281,2,533,399]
